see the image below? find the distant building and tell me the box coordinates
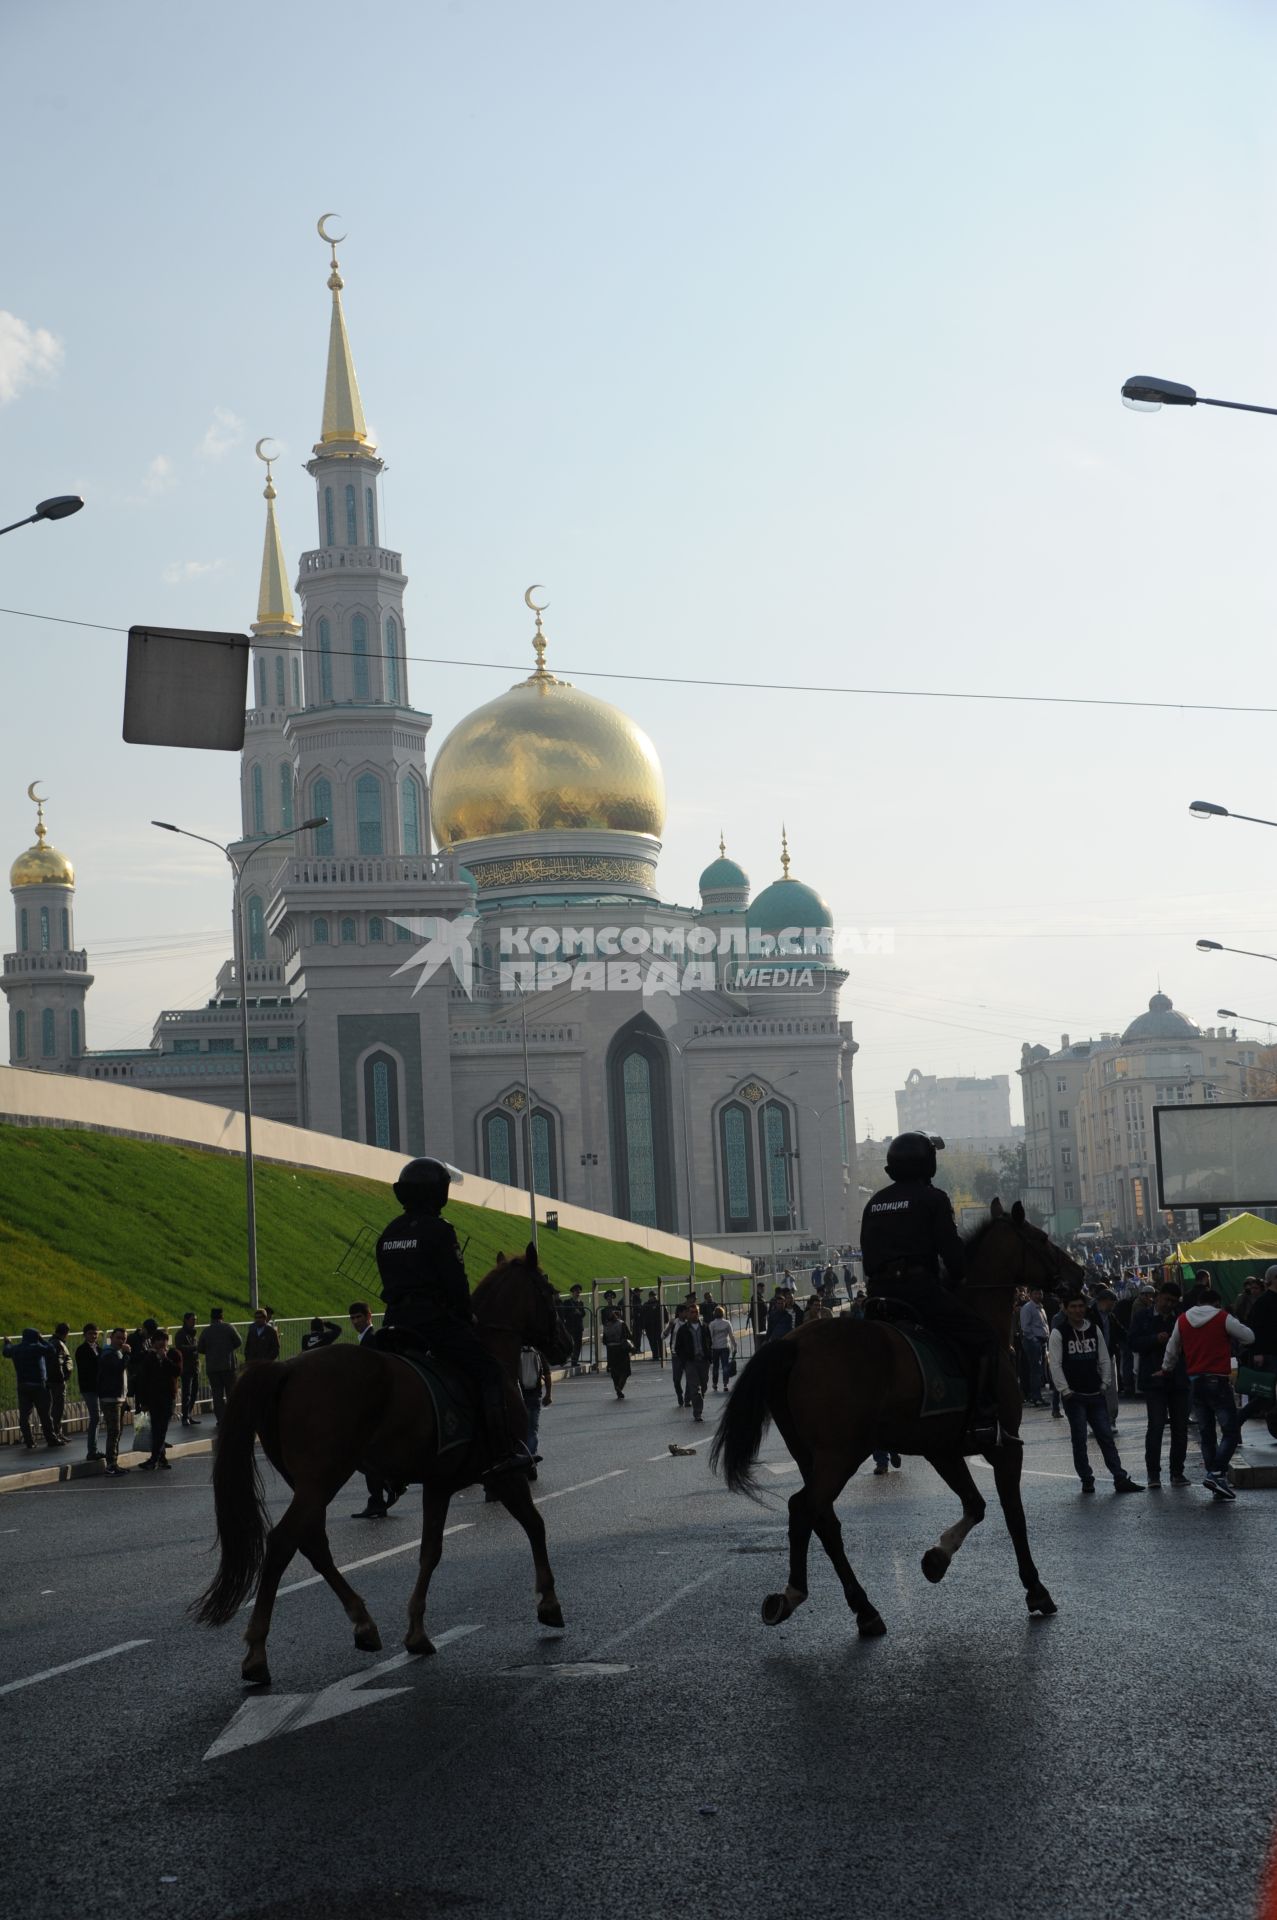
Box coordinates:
[894,1069,1015,1151]
[1023,994,1260,1240]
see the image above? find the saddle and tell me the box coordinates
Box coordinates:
[371,1326,476,1458]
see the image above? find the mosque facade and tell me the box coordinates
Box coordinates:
[4,231,858,1256]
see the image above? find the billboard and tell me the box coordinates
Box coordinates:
[1154,1101,1277,1209]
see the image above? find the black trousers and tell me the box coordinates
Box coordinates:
[181,1371,200,1420]
[1145,1385,1190,1478]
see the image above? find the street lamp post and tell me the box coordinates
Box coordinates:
[0,495,85,539]
[154,816,327,1311]
[1197,938,1277,966]
[1189,800,1277,831]
[1218,1008,1277,1031]
[1121,377,1277,418]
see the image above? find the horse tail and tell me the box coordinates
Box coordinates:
[709,1338,800,1499]
[192,1365,284,1627]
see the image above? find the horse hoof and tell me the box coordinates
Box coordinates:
[537,1601,565,1630]
[1026,1586,1057,1617]
[403,1631,436,1658]
[241,1655,270,1687]
[760,1593,791,1627]
[921,1548,950,1585]
[857,1611,887,1638]
[353,1623,382,1653]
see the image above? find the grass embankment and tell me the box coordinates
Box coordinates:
[0,1125,731,1331]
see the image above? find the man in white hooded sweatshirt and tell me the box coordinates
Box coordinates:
[1157,1286,1254,1500]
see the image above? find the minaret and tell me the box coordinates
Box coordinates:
[2,788,94,1071]
[286,217,431,860]
[241,445,304,843]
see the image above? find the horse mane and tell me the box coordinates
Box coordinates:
[472,1245,549,1324]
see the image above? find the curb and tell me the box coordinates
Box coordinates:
[0,1435,214,1494]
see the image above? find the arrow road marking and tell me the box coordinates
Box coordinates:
[203,1624,482,1761]
[275,1522,474,1599]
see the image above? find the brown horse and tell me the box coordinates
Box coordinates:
[710,1201,1085,1635]
[195,1247,572,1684]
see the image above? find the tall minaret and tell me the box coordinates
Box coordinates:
[286,216,431,861]
[2,787,94,1071]
[240,445,304,845]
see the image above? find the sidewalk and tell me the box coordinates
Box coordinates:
[0,1429,215,1492]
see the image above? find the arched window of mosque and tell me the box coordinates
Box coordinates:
[247,895,266,963]
[356,774,383,855]
[39,906,50,952]
[484,1110,515,1185]
[719,1101,756,1231]
[345,485,358,546]
[14,1010,26,1058]
[606,1018,674,1231]
[531,1109,559,1198]
[274,655,285,707]
[324,488,335,547]
[318,618,333,701]
[352,614,369,700]
[312,916,329,944]
[61,908,69,950]
[291,656,301,708]
[19,909,27,953]
[257,658,267,707]
[251,764,265,836]
[70,1009,80,1057]
[385,616,400,704]
[279,764,294,832]
[311,778,333,854]
[620,1054,657,1224]
[363,1050,400,1150]
[41,1008,56,1057]
[395,919,412,942]
[340,916,357,944]
[758,1101,794,1231]
[401,774,421,855]
[366,487,376,545]
[368,916,384,943]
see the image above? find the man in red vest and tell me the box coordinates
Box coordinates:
[1157,1287,1255,1500]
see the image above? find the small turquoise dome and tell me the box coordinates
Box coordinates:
[699,853,748,894]
[457,865,478,894]
[748,874,833,933]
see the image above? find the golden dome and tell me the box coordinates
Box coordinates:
[10,798,74,890]
[430,620,665,845]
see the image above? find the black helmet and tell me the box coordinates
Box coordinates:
[885,1132,944,1181]
[393,1157,462,1212]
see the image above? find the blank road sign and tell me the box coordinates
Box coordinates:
[123,626,249,750]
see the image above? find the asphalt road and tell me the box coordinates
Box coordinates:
[2,1366,1274,1920]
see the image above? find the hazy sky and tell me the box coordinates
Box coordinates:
[5,0,1277,1138]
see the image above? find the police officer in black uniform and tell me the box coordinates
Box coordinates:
[859,1132,1000,1445]
[375,1157,527,1479]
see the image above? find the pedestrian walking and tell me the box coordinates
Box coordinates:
[1246,1267,1277,1367]
[348,1302,398,1518]
[135,1329,181,1471]
[47,1322,72,1441]
[197,1307,242,1424]
[639,1290,665,1363]
[2,1328,60,1449]
[871,1447,902,1475]
[244,1307,280,1366]
[519,1344,552,1475]
[1157,1287,1255,1499]
[669,1303,689,1405]
[96,1329,131,1476]
[174,1310,203,1427]
[127,1320,159,1413]
[561,1285,586,1374]
[301,1317,341,1351]
[1018,1288,1049,1407]
[601,1308,635,1399]
[674,1304,712,1422]
[709,1305,736,1390]
[75,1322,102,1461]
[1129,1285,1192,1486]
[1047,1297,1144,1497]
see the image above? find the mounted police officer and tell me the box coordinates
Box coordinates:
[859,1133,1000,1447]
[375,1157,527,1480]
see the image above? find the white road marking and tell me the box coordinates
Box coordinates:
[505,1661,631,1677]
[203,1624,482,1760]
[764,1461,798,1476]
[533,1469,626,1505]
[971,1461,1076,1481]
[591,1567,724,1660]
[275,1522,473,1599]
[0,1638,150,1697]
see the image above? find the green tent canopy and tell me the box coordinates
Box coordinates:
[1173,1212,1277,1305]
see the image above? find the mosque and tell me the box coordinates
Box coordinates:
[2,227,859,1254]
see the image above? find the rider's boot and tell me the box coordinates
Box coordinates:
[480,1379,533,1483]
[965,1352,1001,1451]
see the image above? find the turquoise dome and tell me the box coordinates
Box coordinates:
[748,874,833,933]
[457,865,478,894]
[699,853,748,894]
